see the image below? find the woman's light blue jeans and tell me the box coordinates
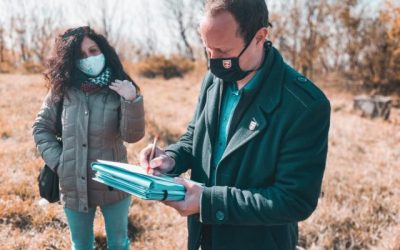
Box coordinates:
[64,196,131,250]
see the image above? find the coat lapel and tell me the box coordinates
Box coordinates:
[218,47,286,164]
[219,106,268,164]
[204,78,222,146]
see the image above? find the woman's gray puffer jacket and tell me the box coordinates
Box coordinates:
[33,86,145,212]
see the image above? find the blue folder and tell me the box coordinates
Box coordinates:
[91,160,186,201]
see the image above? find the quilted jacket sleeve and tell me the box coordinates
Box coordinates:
[120,95,145,143]
[32,93,62,171]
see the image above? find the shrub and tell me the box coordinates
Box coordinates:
[22,61,45,74]
[0,61,16,73]
[136,55,194,79]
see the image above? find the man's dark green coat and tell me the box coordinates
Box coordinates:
[166,47,331,250]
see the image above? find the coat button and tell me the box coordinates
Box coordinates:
[82,144,86,147]
[297,76,307,83]
[215,210,225,221]
[84,111,88,115]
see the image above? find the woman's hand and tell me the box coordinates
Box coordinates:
[109,79,137,101]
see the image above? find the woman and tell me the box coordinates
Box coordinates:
[32,26,145,250]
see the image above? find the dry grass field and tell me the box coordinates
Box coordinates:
[0,69,399,250]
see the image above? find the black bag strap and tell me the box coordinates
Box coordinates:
[55,97,64,138]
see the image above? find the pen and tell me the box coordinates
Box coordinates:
[147,135,159,174]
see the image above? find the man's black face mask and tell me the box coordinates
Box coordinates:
[208,38,253,82]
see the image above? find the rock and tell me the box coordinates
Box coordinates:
[353,95,392,120]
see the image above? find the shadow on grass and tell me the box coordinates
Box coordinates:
[0,213,33,231]
[0,212,68,233]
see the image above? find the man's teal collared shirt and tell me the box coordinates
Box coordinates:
[211,60,266,173]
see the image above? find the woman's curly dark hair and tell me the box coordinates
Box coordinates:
[45,26,140,103]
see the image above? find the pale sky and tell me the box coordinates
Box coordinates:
[0,0,389,57]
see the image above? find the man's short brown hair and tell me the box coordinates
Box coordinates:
[205,0,271,44]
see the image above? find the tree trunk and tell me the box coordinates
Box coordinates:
[353,95,392,120]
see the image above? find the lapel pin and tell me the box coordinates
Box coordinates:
[249,120,258,131]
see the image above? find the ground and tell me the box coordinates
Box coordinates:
[0,71,399,249]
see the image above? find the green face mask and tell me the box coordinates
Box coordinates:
[76,53,106,77]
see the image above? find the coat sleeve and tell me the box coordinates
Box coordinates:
[200,98,331,226]
[32,93,62,171]
[119,95,145,143]
[165,72,214,175]
[164,115,196,175]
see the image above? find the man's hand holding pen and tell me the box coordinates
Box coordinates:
[139,140,175,176]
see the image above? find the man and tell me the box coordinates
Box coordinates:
[140,0,330,249]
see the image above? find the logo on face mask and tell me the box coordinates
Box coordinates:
[76,53,106,77]
[222,60,232,69]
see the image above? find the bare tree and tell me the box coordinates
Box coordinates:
[163,0,203,61]
[299,0,331,78]
[30,14,62,64]
[268,0,302,70]
[75,0,132,48]
[336,0,364,77]
[0,27,4,62]
[0,0,10,63]
[12,16,30,63]
[135,3,158,58]
[268,0,333,78]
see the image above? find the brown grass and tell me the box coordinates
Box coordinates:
[0,70,399,249]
